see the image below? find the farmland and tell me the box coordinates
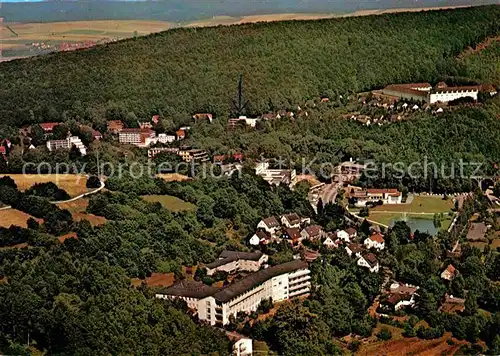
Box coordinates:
[0,174,89,197]
[141,195,196,212]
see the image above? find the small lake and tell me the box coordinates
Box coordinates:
[390,217,439,236]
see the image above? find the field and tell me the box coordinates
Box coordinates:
[0,208,42,228]
[58,199,107,226]
[358,323,469,356]
[156,173,191,182]
[0,174,89,197]
[141,195,196,212]
[0,20,173,56]
[131,272,175,288]
[366,195,453,228]
[371,196,454,214]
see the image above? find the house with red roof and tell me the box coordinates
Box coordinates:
[357,253,379,273]
[441,264,459,281]
[176,129,186,140]
[39,122,60,133]
[364,233,385,250]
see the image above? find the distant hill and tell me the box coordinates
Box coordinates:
[2,0,498,23]
[0,5,499,126]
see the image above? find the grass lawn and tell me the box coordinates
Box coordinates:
[141,195,196,212]
[371,195,453,214]
[1,174,89,197]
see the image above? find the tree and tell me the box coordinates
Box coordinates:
[86,175,101,189]
[377,327,393,340]
[51,124,69,140]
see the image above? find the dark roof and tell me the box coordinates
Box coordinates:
[213,260,308,303]
[283,213,301,225]
[284,228,301,241]
[304,225,322,237]
[157,280,219,299]
[345,227,357,236]
[466,223,487,242]
[362,253,378,268]
[205,250,264,269]
[433,85,479,93]
[348,243,362,254]
[262,216,279,228]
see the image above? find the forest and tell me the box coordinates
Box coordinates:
[0,6,500,127]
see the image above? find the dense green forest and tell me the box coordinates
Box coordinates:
[0,5,500,126]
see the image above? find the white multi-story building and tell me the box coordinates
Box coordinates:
[119,128,156,147]
[255,162,296,188]
[204,250,268,276]
[351,188,402,207]
[46,136,87,156]
[429,86,479,104]
[198,260,311,325]
[155,280,219,311]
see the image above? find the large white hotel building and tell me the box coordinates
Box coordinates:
[156,259,311,326]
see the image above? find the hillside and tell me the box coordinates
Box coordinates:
[0,5,500,125]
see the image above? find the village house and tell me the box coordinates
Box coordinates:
[379,282,419,313]
[249,230,271,246]
[429,85,479,104]
[346,243,363,257]
[226,333,253,356]
[345,227,358,239]
[155,280,219,311]
[300,225,324,241]
[151,115,160,124]
[282,228,302,246]
[323,235,338,249]
[204,250,268,276]
[466,222,488,243]
[107,120,124,134]
[281,213,302,229]
[441,264,459,281]
[176,129,186,140]
[228,116,260,129]
[439,294,466,314]
[198,260,311,325]
[364,233,385,250]
[357,253,379,273]
[257,216,280,236]
[39,122,60,133]
[138,121,153,129]
[336,230,350,242]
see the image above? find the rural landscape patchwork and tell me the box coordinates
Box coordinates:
[1,1,500,355]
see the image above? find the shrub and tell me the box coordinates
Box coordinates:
[376,327,392,341]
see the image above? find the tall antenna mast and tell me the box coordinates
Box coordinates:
[232,74,249,116]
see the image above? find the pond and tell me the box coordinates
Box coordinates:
[390,217,439,236]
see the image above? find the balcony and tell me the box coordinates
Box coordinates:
[289,275,311,285]
[289,281,311,293]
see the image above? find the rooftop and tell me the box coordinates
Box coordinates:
[157,279,219,299]
[213,260,308,303]
[261,216,279,228]
[205,250,264,269]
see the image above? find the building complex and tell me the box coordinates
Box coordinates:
[156,260,311,326]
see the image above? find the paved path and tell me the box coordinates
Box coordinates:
[0,180,104,210]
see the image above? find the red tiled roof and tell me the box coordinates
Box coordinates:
[285,228,301,241]
[367,188,399,194]
[445,264,456,274]
[433,85,479,93]
[369,233,385,243]
[120,128,154,134]
[304,225,322,237]
[262,216,279,228]
[39,122,59,131]
[0,147,6,155]
[363,253,378,267]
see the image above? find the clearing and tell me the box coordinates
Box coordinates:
[131,272,175,288]
[0,209,42,228]
[156,173,191,182]
[358,323,469,356]
[141,195,196,212]
[58,199,107,226]
[1,174,89,197]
